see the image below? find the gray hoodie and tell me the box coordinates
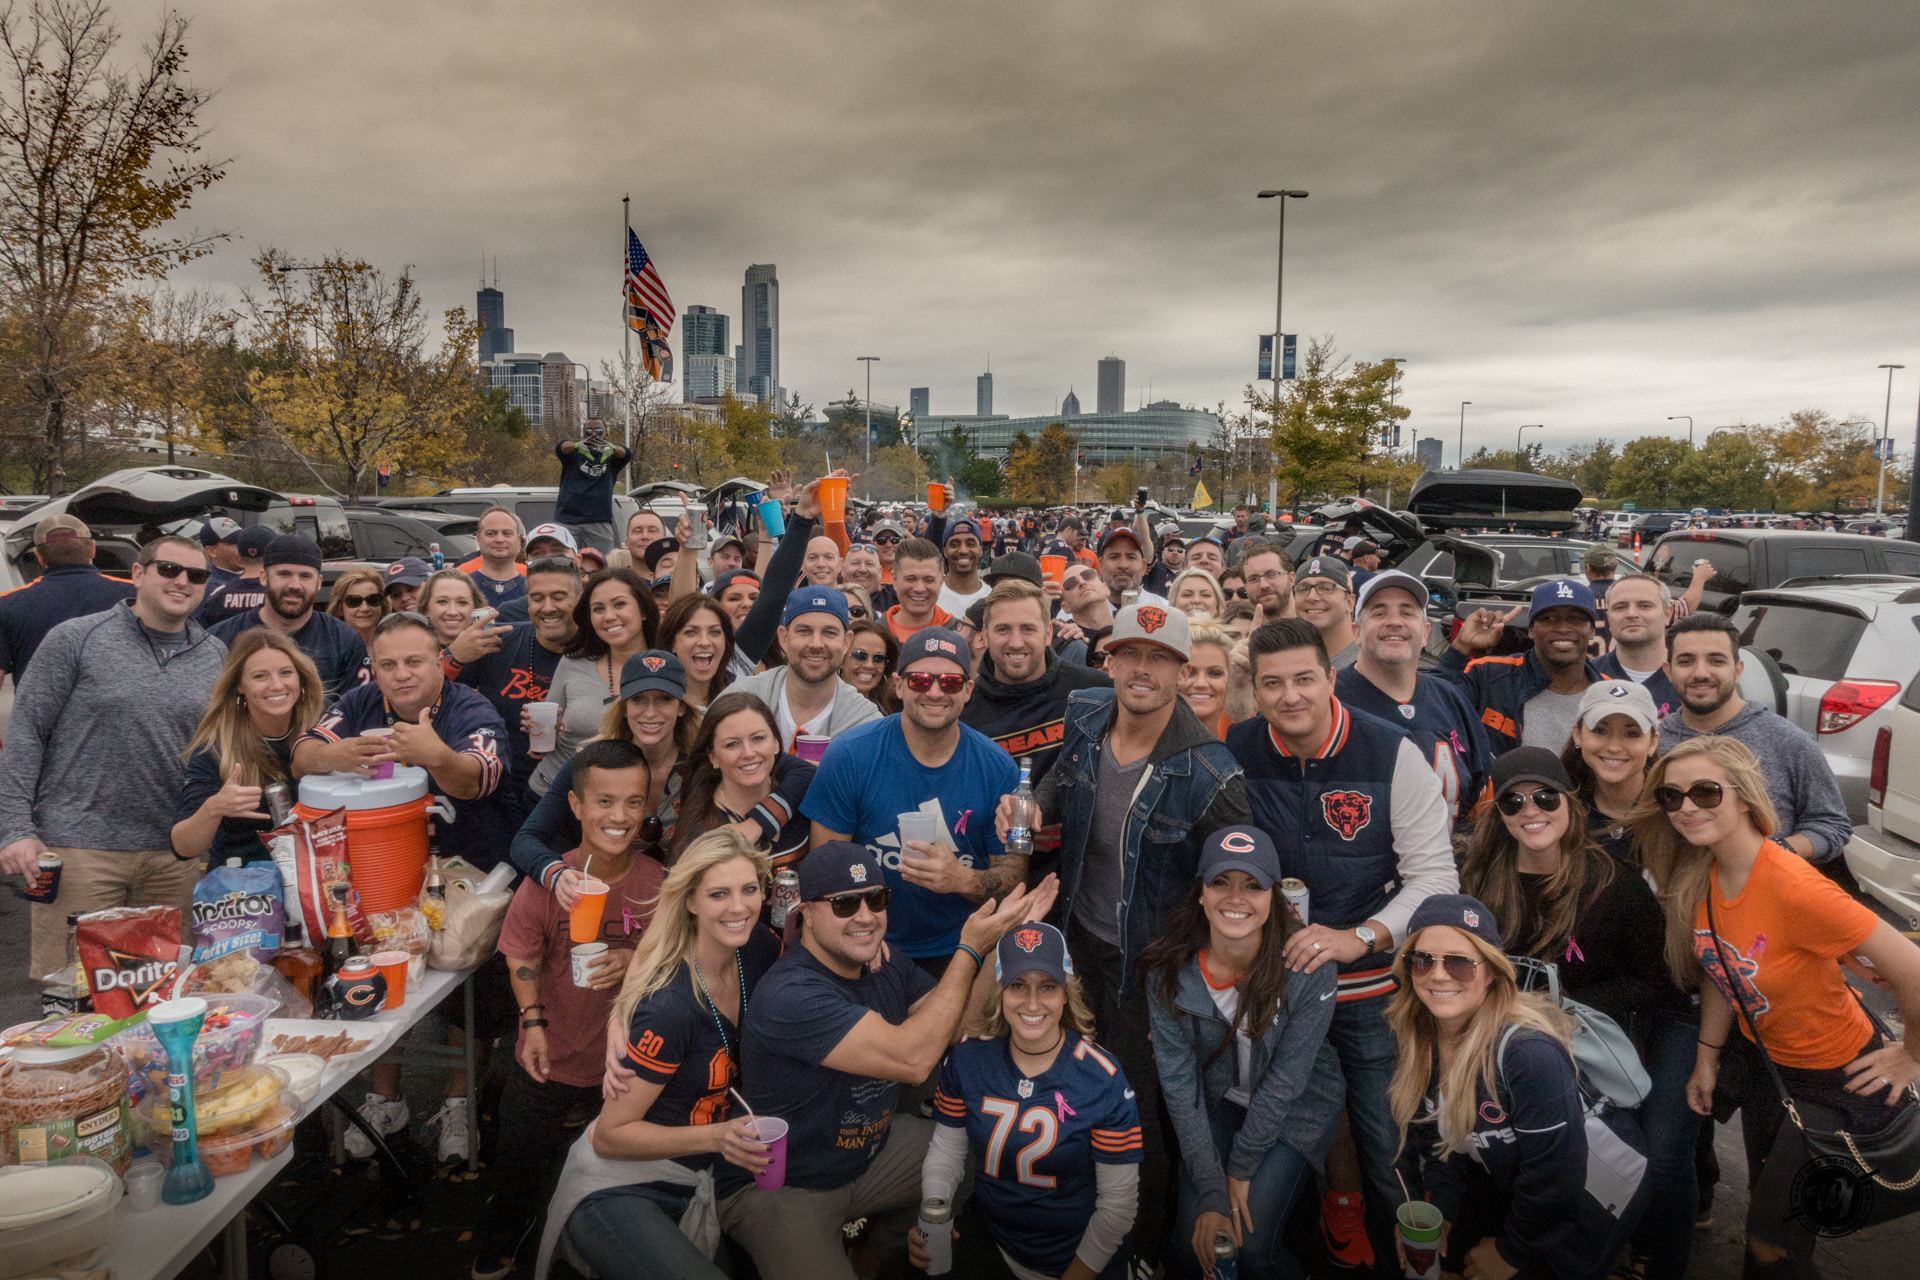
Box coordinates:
[727,665,880,741]
[1658,700,1852,861]
[0,603,226,851]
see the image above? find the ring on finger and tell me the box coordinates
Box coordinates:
[1311,941,1323,951]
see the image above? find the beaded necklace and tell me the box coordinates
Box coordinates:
[689,948,748,1059]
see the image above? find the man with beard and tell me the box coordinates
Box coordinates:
[883,537,954,642]
[963,580,1109,781]
[731,586,879,749]
[1334,572,1490,824]
[806,628,1024,975]
[1291,555,1358,668]
[1594,573,1681,717]
[1094,525,1168,613]
[1442,578,1607,755]
[209,535,366,703]
[448,555,582,821]
[1240,542,1295,623]
[937,517,989,615]
[195,525,274,626]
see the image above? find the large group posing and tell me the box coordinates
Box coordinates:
[0,449,1917,1280]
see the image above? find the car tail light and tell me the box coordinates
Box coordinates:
[1871,726,1891,808]
[1817,680,1902,734]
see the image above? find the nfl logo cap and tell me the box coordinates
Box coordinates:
[1404,893,1506,953]
[1108,601,1190,661]
[996,922,1074,986]
[798,840,885,902]
[897,625,972,677]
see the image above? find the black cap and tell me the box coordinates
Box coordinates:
[897,626,972,677]
[1489,746,1574,797]
[1404,894,1505,953]
[798,840,885,901]
[1198,826,1282,888]
[985,551,1043,588]
[263,534,323,571]
[642,536,681,572]
[236,526,276,559]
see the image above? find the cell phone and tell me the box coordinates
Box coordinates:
[1135,486,1149,507]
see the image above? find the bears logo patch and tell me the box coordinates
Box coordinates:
[1135,605,1168,634]
[1320,790,1373,841]
[1014,927,1043,953]
[642,654,667,672]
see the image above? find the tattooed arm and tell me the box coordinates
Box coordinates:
[506,951,551,1082]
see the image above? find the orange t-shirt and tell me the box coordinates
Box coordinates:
[884,603,954,644]
[1691,840,1878,1070]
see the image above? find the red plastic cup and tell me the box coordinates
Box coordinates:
[1039,555,1067,584]
[568,877,609,944]
[817,477,849,524]
[747,1116,789,1190]
[371,950,410,1010]
[926,482,947,513]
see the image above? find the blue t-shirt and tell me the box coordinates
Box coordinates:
[453,622,564,817]
[733,944,935,1190]
[209,609,369,705]
[468,568,526,608]
[554,440,631,526]
[1335,666,1492,822]
[300,680,515,869]
[934,1031,1142,1275]
[802,715,1020,958]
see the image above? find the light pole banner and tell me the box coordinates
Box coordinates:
[1258,334,1273,381]
[1282,334,1297,381]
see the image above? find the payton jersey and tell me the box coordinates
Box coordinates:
[933,1031,1142,1277]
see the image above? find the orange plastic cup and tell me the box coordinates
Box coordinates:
[568,877,610,944]
[1039,555,1067,584]
[371,950,410,1010]
[817,476,849,524]
[926,482,947,513]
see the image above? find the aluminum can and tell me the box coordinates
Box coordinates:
[1212,1233,1238,1280]
[771,869,802,930]
[263,783,295,827]
[1281,877,1310,926]
[917,1196,953,1275]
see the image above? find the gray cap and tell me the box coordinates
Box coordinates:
[1295,556,1352,590]
[1107,601,1190,661]
[1354,570,1429,614]
[1576,679,1658,733]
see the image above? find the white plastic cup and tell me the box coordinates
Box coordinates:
[124,1159,164,1212]
[528,702,560,754]
[570,941,608,988]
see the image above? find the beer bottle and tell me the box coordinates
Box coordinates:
[323,887,355,978]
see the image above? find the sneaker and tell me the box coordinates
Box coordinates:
[1320,1191,1375,1269]
[428,1095,474,1164]
[469,1258,512,1280]
[343,1092,409,1160]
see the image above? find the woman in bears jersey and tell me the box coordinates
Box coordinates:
[911,921,1143,1279]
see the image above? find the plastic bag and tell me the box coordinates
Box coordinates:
[179,952,313,1020]
[428,889,512,972]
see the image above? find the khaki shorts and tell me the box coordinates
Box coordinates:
[29,847,199,983]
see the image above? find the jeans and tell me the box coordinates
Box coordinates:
[1631,1011,1703,1279]
[477,1066,600,1259]
[1170,1098,1314,1280]
[1326,994,1408,1274]
[567,1183,725,1280]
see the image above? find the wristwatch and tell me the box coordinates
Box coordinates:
[1353,925,1380,955]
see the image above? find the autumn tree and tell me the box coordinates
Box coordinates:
[1238,340,1407,507]
[115,286,232,462]
[0,1,228,492]
[1672,430,1772,510]
[1002,423,1077,503]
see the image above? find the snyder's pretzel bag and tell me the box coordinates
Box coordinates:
[76,906,183,1019]
[192,862,284,963]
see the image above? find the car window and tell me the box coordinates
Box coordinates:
[1494,544,1562,579]
[1783,546,1870,580]
[1663,540,1749,594]
[313,506,354,559]
[512,500,557,527]
[361,520,415,561]
[1882,547,1920,577]
[1737,602,1867,683]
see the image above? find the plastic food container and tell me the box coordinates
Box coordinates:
[0,1156,121,1277]
[259,1052,325,1105]
[113,991,275,1106]
[0,1042,130,1174]
[139,1095,295,1179]
[135,1064,288,1147]
[122,1158,163,1211]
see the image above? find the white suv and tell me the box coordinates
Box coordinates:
[1846,679,1920,927]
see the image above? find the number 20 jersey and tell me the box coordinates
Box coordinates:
[932,1031,1142,1276]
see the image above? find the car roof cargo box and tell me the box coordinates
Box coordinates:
[1408,469,1583,531]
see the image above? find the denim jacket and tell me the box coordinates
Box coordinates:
[1038,689,1249,995]
[1148,956,1344,1219]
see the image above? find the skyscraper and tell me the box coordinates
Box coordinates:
[976,371,993,417]
[541,353,582,437]
[741,264,780,404]
[682,306,728,361]
[1061,388,1081,417]
[477,270,512,363]
[684,354,736,402]
[909,387,930,419]
[1097,356,1125,414]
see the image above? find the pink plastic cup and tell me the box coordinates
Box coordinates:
[362,726,396,780]
[748,1116,789,1190]
[793,734,829,764]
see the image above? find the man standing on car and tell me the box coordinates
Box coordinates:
[1441,577,1607,755]
[553,420,630,553]
[208,535,367,703]
[0,535,226,982]
[0,515,133,691]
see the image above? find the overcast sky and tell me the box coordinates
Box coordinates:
[161,0,1920,461]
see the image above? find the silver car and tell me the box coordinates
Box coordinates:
[1734,580,1920,821]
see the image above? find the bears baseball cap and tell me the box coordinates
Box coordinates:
[524,522,578,553]
[1107,601,1190,661]
[1526,578,1598,623]
[1198,825,1283,889]
[782,585,850,628]
[1097,525,1144,556]
[1404,893,1506,953]
[897,625,972,677]
[1489,745,1574,797]
[798,840,886,902]
[384,556,430,589]
[1576,679,1657,734]
[1295,556,1352,591]
[619,650,687,701]
[996,922,1074,986]
[1354,569,1431,614]
[236,526,277,560]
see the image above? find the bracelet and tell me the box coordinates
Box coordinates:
[521,1018,549,1030]
[519,1003,544,1014]
[954,943,984,969]
[1698,1037,1725,1050]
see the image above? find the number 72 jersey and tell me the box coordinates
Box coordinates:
[932,1031,1143,1277]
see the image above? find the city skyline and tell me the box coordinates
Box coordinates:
[164,1,1920,458]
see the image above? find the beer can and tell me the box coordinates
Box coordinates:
[917,1195,953,1276]
[264,783,295,827]
[1281,877,1309,926]
[20,851,61,904]
[771,869,801,930]
[1211,1232,1238,1280]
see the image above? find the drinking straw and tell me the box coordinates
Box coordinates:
[1396,1168,1413,1205]
[729,1088,758,1121]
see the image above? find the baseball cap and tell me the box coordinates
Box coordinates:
[1489,746,1575,797]
[384,556,430,589]
[708,532,748,559]
[995,922,1074,986]
[1198,826,1283,889]
[872,519,906,539]
[798,840,886,902]
[944,517,982,544]
[782,585,850,628]
[1583,545,1619,570]
[32,513,89,546]
[524,522,578,553]
[985,551,1043,587]
[710,568,761,597]
[1354,570,1431,614]
[896,625,972,677]
[1097,526,1144,556]
[1294,556,1352,591]
[198,516,241,547]
[618,650,687,701]
[1576,679,1658,734]
[1526,578,1598,624]
[1107,601,1190,661]
[1404,893,1506,954]
[642,536,681,573]
[264,534,323,572]
[235,526,277,560]
[1341,535,1365,553]
[1351,539,1381,558]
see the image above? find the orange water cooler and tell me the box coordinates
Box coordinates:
[295,768,453,914]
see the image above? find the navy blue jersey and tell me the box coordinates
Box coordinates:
[554,440,630,526]
[452,622,564,815]
[300,680,515,868]
[0,566,134,681]
[934,1031,1142,1276]
[468,567,526,608]
[195,576,266,628]
[209,609,368,704]
[1335,666,1492,822]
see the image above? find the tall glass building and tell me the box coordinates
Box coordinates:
[740,265,779,404]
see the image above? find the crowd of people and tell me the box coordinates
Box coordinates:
[1,453,1917,1280]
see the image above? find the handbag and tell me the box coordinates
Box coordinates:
[1705,889,1920,1191]
[1509,955,1652,1110]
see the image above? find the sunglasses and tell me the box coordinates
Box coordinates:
[339,593,382,609]
[873,534,901,545]
[526,555,578,575]
[904,671,967,694]
[849,648,885,665]
[848,606,869,619]
[1221,587,1248,600]
[636,816,666,857]
[1654,781,1725,813]
[1407,950,1483,983]
[825,887,890,917]
[1496,787,1564,817]
[148,559,211,585]
[1087,650,1110,668]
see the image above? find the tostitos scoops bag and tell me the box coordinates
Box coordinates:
[191,861,284,964]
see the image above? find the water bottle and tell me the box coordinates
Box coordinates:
[429,541,445,571]
[1005,756,1034,857]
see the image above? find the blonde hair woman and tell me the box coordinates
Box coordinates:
[326,565,388,646]
[1388,894,1648,1280]
[1169,568,1226,621]
[1180,620,1235,740]
[420,567,486,645]
[170,629,324,864]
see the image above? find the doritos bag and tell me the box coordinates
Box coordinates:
[191,861,284,964]
[76,906,183,1019]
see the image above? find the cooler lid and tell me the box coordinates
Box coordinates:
[0,1157,119,1229]
[297,767,430,811]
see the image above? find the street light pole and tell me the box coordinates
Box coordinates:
[1878,364,1905,518]
[1518,424,1543,469]
[1380,357,1407,505]
[1258,188,1308,514]
[858,356,880,492]
[1458,402,1471,467]
[1668,415,1694,448]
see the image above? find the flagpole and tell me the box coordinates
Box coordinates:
[622,196,634,495]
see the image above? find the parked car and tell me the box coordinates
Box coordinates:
[376,485,643,534]
[1846,679,1920,926]
[341,508,479,564]
[1646,528,1920,614]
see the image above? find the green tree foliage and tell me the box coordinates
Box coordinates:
[1237,341,1408,507]
[922,424,1004,499]
[1672,430,1771,510]
[1606,437,1693,509]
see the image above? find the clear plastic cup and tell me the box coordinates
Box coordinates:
[527,702,560,754]
[123,1160,164,1212]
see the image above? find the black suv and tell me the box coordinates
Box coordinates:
[1646,529,1920,614]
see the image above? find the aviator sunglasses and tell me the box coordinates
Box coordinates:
[1653,781,1725,813]
[1407,950,1483,983]
[903,671,967,693]
[1496,787,1564,817]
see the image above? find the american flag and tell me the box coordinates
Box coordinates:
[625,228,675,380]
